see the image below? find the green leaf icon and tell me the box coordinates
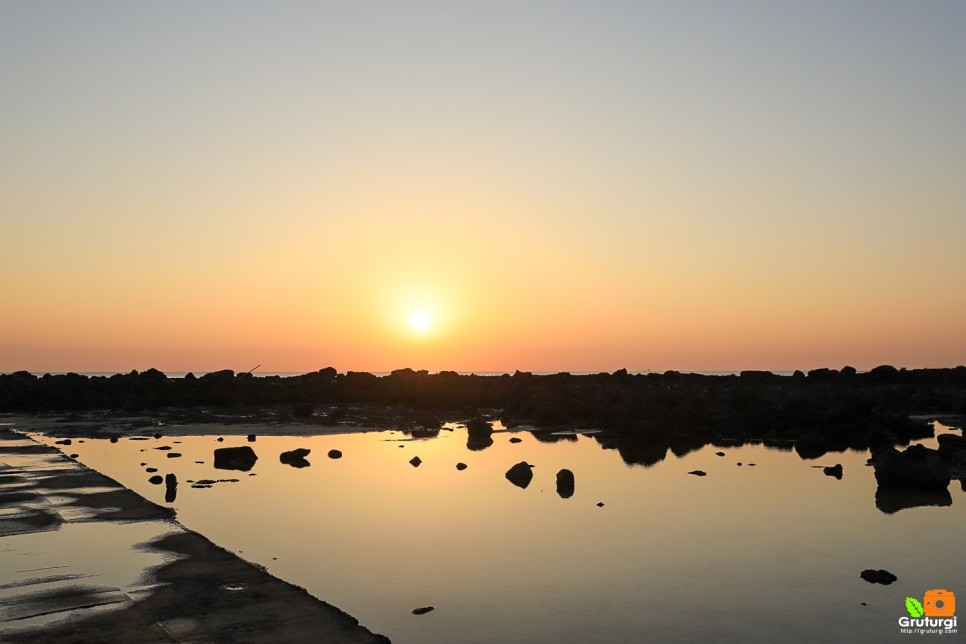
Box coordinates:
[906,597,924,618]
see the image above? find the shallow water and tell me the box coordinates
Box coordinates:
[33,426,966,643]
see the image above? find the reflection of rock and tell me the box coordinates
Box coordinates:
[794,434,830,460]
[872,446,951,490]
[556,469,575,498]
[505,461,534,489]
[875,486,953,514]
[409,428,440,439]
[280,448,311,468]
[328,449,342,459]
[465,417,494,451]
[214,446,258,471]
[456,462,467,471]
[688,470,707,477]
[823,464,843,479]
[860,569,897,585]
[164,473,177,503]
[409,456,422,467]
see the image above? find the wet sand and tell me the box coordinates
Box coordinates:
[0,428,388,643]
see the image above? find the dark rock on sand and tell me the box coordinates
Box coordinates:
[149,475,163,485]
[688,470,707,476]
[860,569,897,585]
[409,456,422,467]
[328,449,342,459]
[412,606,434,615]
[505,461,534,489]
[213,446,259,471]
[872,446,951,490]
[280,448,311,468]
[823,464,843,479]
[456,462,467,471]
[556,469,575,498]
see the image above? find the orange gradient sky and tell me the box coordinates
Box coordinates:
[2,2,965,373]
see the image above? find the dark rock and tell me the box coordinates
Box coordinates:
[875,487,953,514]
[456,462,467,471]
[823,464,843,479]
[164,473,177,503]
[109,437,118,443]
[872,446,951,490]
[155,446,172,451]
[509,437,522,444]
[860,569,897,585]
[505,461,534,489]
[556,469,575,498]
[166,452,182,458]
[247,434,256,442]
[280,448,311,468]
[55,439,72,445]
[214,446,259,471]
[146,467,158,473]
[465,417,494,451]
[154,433,162,439]
[412,606,434,615]
[596,502,605,507]
[328,449,342,459]
[217,437,224,442]
[715,451,725,457]
[409,456,422,467]
[148,475,163,484]
[688,470,707,476]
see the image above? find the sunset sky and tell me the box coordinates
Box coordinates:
[2,1,965,374]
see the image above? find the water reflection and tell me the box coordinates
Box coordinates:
[33,427,966,644]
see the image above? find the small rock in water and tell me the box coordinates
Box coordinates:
[456,462,468,471]
[688,470,707,477]
[154,434,162,439]
[167,452,182,458]
[280,448,312,468]
[155,446,172,451]
[148,475,164,484]
[505,461,535,489]
[823,464,843,479]
[146,467,158,473]
[410,456,422,467]
[55,439,72,445]
[860,569,897,585]
[556,468,575,498]
[509,437,522,443]
[110,437,118,443]
[412,606,434,615]
[328,449,343,459]
[217,437,224,442]
[69,453,79,458]
[737,462,743,467]
[715,451,725,457]
[596,502,605,507]
[247,434,256,442]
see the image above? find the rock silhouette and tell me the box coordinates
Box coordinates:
[465,417,494,451]
[328,449,342,459]
[214,446,258,471]
[164,473,178,503]
[409,456,422,467]
[823,464,843,479]
[280,448,311,468]
[556,469,575,498]
[505,462,534,489]
[872,446,950,490]
[860,569,897,585]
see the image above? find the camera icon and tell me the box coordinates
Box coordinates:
[923,589,956,617]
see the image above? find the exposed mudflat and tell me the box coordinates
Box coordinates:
[0,428,388,643]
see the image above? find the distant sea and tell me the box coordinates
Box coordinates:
[17,370,797,378]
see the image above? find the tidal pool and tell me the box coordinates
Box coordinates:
[35,425,965,643]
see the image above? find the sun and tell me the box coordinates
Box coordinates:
[409,309,433,333]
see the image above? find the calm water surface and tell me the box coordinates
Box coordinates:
[35,425,966,643]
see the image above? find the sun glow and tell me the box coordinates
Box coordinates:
[409,310,433,333]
